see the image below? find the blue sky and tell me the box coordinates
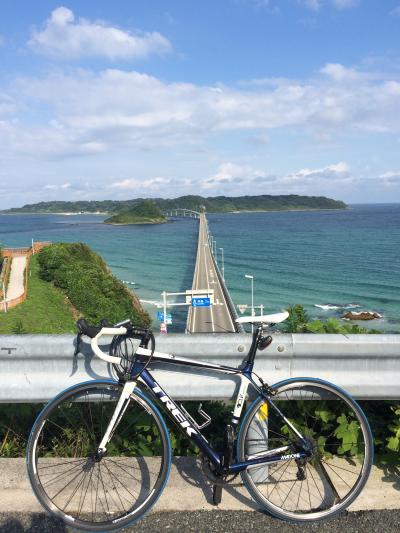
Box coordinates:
[0,1,400,208]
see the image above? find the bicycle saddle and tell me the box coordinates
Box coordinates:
[235,311,289,325]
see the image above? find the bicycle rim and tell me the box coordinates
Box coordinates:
[238,378,373,522]
[27,380,171,532]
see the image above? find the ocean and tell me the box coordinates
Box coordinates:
[0,204,399,333]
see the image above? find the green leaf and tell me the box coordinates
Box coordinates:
[387,436,399,452]
[316,410,333,423]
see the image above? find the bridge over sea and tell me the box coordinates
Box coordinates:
[165,210,240,333]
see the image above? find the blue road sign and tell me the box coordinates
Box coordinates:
[192,297,211,307]
[157,311,172,323]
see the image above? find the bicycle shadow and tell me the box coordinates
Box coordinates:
[173,456,259,510]
[173,456,213,502]
[0,513,68,532]
[71,336,117,381]
[380,464,400,491]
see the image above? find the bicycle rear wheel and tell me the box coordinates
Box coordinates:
[237,378,373,523]
[27,380,171,532]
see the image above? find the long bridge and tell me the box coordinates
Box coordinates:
[185,212,240,333]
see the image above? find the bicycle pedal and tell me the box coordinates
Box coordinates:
[212,484,223,505]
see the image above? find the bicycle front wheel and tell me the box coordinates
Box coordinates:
[237,378,373,523]
[27,380,171,532]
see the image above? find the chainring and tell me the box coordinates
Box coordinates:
[200,454,238,486]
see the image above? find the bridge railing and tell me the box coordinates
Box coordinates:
[209,246,244,333]
[0,334,399,401]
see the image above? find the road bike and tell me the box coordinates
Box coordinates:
[27,312,373,531]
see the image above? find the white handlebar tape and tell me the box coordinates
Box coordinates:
[90,326,127,364]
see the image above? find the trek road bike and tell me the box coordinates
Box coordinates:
[27,311,373,531]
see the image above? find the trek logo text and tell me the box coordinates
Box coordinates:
[152,386,198,437]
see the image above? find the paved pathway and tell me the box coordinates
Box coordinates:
[6,256,27,301]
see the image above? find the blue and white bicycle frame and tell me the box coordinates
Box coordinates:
[90,321,310,475]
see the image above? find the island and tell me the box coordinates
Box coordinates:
[104,200,167,225]
[2,194,347,215]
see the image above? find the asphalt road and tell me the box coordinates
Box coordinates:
[187,214,236,333]
[0,510,399,533]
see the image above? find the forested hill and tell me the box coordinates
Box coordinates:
[3,194,346,214]
[104,200,166,224]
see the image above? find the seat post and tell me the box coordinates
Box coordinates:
[245,325,263,371]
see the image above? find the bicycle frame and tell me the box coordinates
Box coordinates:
[99,342,310,476]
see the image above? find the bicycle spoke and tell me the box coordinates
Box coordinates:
[105,457,157,485]
[101,462,129,513]
[319,459,354,489]
[42,460,87,489]
[320,458,361,476]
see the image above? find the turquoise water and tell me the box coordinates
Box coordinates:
[0,204,399,332]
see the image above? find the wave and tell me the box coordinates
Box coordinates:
[140,299,162,308]
[314,303,361,310]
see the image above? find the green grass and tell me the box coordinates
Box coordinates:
[0,255,76,334]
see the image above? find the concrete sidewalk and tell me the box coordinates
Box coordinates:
[6,256,27,301]
[0,458,398,514]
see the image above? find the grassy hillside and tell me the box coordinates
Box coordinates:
[37,243,150,326]
[0,255,77,334]
[104,200,166,225]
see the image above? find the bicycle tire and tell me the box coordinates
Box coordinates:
[27,380,171,532]
[237,377,373,523]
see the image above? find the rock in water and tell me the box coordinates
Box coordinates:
[342,311,382,321]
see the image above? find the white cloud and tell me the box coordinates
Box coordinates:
[29,6,171,60]
[43,182,71,190]
[9,60,399,159]
[320,63,362,82]
[301,0,359,10]
[0,58,399,204]
[332,0,359,9]
[245,0,280,13]
[203,162,267,189]
[0,93,17,116]
[378,171,400,184]
[282,162,350,181]
[193,161,354,196]
[110,176,170,191]
[302,0,322,10]
[390,6,400,17]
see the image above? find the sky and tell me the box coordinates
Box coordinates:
[0,0,400,208]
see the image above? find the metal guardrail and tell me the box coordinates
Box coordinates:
[0,334,399,402]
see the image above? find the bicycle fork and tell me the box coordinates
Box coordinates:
[96,381,137,457]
